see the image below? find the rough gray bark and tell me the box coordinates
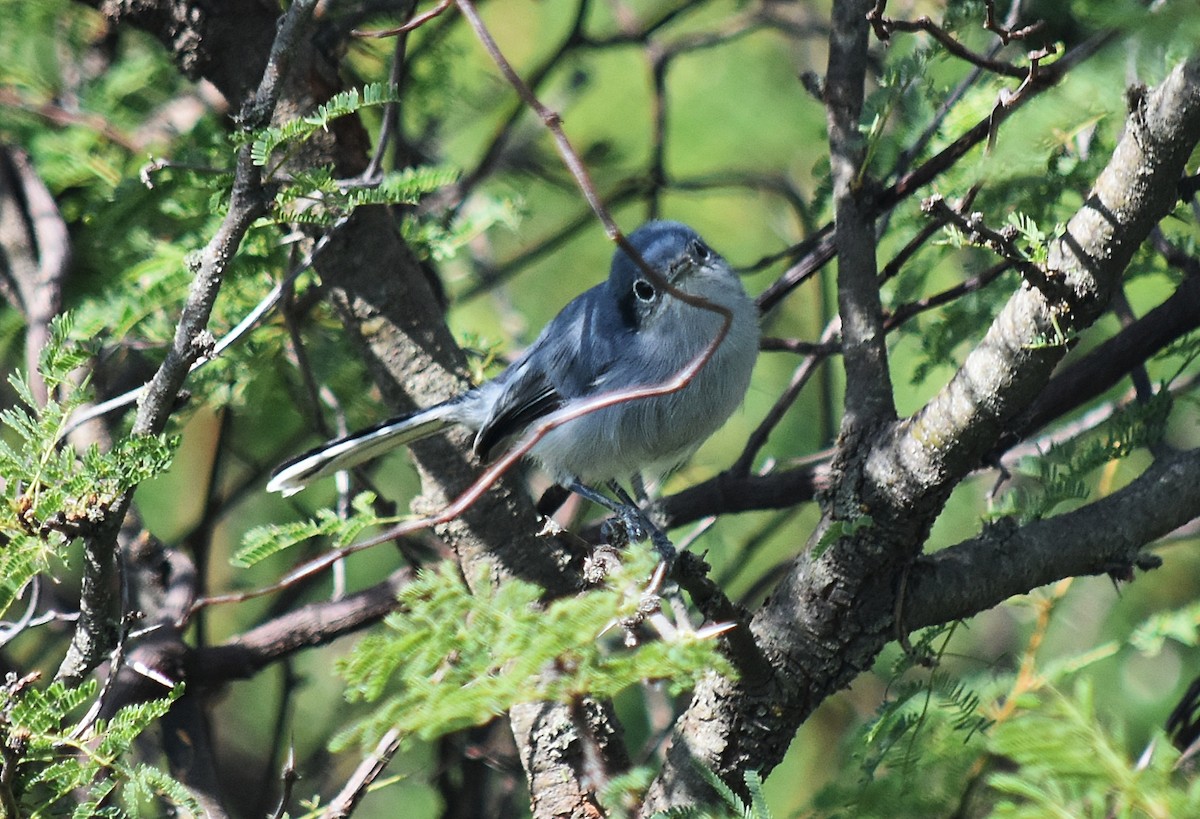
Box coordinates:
[641,54,1200,815]
[57,2,1200,816]
[82,3,626,815]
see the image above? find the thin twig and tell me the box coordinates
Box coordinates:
[61,217,345,438]
[732,318,841,475]
[268,744,299,819]
[322,728,403,818]
[869,6,1037,79]
[352,0,453,38]
[884,261,1011,330]
[360,16,412,182]
[0,578,41,649]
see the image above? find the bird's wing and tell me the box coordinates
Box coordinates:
[472,366,564,461]
[472,287,625,460]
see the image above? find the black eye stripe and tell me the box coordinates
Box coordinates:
[633,279,656,302]
[688,238,710,260]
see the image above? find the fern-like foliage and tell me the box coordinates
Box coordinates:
[986,681,1200,817]
[987,389,1171,523]
[332,555,731,752]
[648,767,771,819]
[0,676,200,817]
[274,165,460,227]
[250,83,403,167]
[860,672,991,779]
[247,81,466,244]
[232,491,404,568]
[0,316,176,620]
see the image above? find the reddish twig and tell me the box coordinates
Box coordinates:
[352,0,452,38]
[983,0,1045,44]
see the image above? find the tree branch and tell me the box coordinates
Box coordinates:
[55,0,316,687]
[642,53,1200,815]
[825,0,895,425]
[903,446,1200,630]
[189,568,412,682]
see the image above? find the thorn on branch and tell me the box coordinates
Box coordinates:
[269,745,299,819]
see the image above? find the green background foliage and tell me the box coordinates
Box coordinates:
[2,0,1200,815]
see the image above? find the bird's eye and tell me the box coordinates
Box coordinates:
[633,278,656,302]
[688,239,710,261]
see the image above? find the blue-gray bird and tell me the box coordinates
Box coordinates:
[267,221,759,533]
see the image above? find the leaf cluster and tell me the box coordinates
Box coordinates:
[0,676,199,817]
[985,681,1200,818]
[273,164,460,227]
[332,556,730,751]
[0,317,176,621]
[231,491,403,568]
[650,768,772,819]
[988,390,1171,523]
[245,80,525,266]
[249,83,404,169]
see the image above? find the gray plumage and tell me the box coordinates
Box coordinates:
[267,220,759,498]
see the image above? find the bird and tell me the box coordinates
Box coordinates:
[267,220,759,548]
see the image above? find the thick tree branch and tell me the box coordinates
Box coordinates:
[825,0,895,424]
[189,568,412,682]
[642,54,1200,815]
[903,446,1200,629]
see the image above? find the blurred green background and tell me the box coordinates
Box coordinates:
[3,0,1200,814]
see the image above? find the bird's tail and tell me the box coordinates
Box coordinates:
[266,402,459,496]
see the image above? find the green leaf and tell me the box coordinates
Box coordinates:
[335,555,730,751]
[251,83,404,167]
[232,492,402,567]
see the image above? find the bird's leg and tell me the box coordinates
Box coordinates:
[606,480,675,563]
[568,480,643,540]
[630,473,651,506]
[566,480,676,565]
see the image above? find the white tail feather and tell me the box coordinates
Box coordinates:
[266,403,458,496]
